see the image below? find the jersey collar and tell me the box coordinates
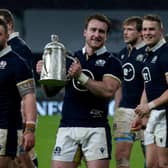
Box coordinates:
[82,46,107,56]
[0,46,12,58]
[127,41,146,51]
[135,41,146,50]
[150,38,166,52]
[8,32,19,41]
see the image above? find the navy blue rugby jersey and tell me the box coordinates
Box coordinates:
[0,46,33,129]
[116,43,146,108]
[142,39,168,110]
[60,47,123,127]
[8,32,34,68]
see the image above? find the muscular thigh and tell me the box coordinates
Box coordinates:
[52,160,78,168]
[146,144,159,167]
[87,159,110,168]
[157,147,168,166]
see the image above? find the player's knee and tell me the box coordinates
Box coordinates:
[116,158,130,168]
[115,148,131,161]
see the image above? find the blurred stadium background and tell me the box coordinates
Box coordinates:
[2,1,167,167]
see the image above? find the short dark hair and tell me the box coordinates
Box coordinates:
[123,16,143,32]
[143,14,163,29]
[84,13,111,34]
[0,18,8,35]
[0,9,14,28]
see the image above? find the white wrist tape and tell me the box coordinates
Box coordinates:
[26,121,36,125]
[78,72,89,85]
[148,101,155,110]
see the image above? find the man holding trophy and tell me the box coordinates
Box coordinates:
[37,13,123,168]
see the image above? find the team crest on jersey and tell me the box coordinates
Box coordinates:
[95,59,106,67]
[72,69,94,92]
[0,61,7,69]
[136,54,144,62]
[121,54,125,59]
[151,56,158,64]
[122,63,135,81]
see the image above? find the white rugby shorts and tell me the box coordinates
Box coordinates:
[52,127,111,162]
[144,109,168,147]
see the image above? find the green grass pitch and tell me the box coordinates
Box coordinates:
[35,115,145,168]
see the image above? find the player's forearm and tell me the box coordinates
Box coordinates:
[149,89,168,110]
[114,87,122,110]
[84,78,120,99]
[140,88,148,105]
[23,93,37,123]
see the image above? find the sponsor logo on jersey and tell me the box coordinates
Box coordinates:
[122,63,135,81]
[142,67,151,83]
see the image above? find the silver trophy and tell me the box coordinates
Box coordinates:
[40,34,75,86]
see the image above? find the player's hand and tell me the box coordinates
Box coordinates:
[68,58,82,78]
[141,116,149,129]
[135,103,150,118]
[23,132,35,151]
[131,116,142,131]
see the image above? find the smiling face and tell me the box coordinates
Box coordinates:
[142,20,163,47]
[83,19,108,53]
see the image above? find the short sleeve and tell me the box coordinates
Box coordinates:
[104,55,123,83]
[159,49,168,75]
[14,58,33,84]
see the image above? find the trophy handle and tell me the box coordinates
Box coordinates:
[66,52,77,80]
[66,51,77,62]
[42,54,49,76]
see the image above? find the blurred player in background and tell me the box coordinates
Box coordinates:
[0,9,38,168]
[134,14,168,168]
[113,16,146,168]
[0,18,37,168]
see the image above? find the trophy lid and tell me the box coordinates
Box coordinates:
[44,34,65,50]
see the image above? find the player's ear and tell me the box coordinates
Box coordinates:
[6,33,9,39]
